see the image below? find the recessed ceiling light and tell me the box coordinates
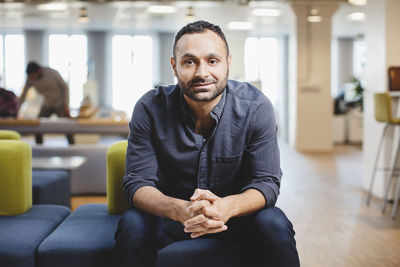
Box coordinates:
[307,8,322,23]
[37,3,68,11]
[228,21,253,31]
[251,8,281,17]
[348,12,365,21]
[147,5,176,14]
[348,0,367,6]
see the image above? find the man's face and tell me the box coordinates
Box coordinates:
[171,30,231,102]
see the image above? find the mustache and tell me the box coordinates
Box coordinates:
[189,78,216,86]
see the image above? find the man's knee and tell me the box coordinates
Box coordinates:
[252,207,296,246]
[115,208,158,247]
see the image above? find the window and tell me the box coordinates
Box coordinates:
[0,34,25,95]
[49,34,87,109]
[112,35,153,117]
[244,37,279,105]
[353,39,366,84]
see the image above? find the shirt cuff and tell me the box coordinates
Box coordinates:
[240,182,278,208]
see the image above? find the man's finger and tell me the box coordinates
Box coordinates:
[190,189,203,201]
[186,200,210,215]
[201,219,225,229]
[201,206,222,219]
[190,189,218,202]
[184,219,224,233]
[184,214,208,227]
[190,225,228,238]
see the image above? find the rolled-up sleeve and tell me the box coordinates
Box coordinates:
[123,99,159,208]
[240,99,282,208]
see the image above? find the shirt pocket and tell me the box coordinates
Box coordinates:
[212,152,243,187]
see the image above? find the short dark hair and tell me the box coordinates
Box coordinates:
[173,20,229,58]
[26,61,41,74]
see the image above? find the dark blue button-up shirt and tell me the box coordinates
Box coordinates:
[123,80,282,208]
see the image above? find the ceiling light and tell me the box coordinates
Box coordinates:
[348,12,365,21]
[147,5,177,14]
[228,21,253,30]
[251,8,282,17]
[348,0,367,6]
[185,6,195,22]
[78,7,90,23]
[307,8,322,23]
[0,2,25,9]
[37,3,68,12]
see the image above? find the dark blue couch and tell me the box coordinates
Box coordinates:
[0,205,70,267]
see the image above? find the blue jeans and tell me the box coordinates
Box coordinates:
[113,207,300,267]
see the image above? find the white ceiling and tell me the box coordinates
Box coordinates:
[0,0,365,37]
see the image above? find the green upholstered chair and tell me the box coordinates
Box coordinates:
[107,140,129,214]
[0,130,21,140]
[0,140,32,215]
[366,92,400,219]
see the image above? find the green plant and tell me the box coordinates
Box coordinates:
[351,76,364,111]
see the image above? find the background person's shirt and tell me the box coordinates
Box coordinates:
[20,67,69,109]
[123,80,282,208]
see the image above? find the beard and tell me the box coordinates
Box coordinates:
[177,70,229,102]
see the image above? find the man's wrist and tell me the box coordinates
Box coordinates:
[168,197,188,222]
[222,196,238,219]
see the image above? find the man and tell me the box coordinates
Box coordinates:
[115,21,299,266]
[19,61,74,144]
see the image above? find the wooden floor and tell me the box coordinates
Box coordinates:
[277,143,400,267]
[71,143,400,267]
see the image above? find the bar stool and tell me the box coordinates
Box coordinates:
[366,92,400,219]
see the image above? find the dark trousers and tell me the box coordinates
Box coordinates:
[113,207,300,267]
[36,106,74,145]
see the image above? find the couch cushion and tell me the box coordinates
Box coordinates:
[37,204,121,267]
[32,170,70,207]
[157,239,244,267]
[0,205,70,267]
[0,140,32,215]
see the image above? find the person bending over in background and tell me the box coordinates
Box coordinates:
[19,61,74,144]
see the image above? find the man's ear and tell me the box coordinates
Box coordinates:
[170,57,177,77]
[227,54,232,69]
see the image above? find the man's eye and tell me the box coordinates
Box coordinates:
[209,59,218,65]
[185,59,195,65]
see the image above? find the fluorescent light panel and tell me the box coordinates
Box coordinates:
[228,21,253,30]
[348,12,365,21]
[348,0,367,6]
[147,5,176,14]
[251,8,281,17]
[37,3,68,11]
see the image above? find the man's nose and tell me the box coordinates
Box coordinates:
[195,62,209,78]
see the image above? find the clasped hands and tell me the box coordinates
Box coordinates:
[180,189,232,239]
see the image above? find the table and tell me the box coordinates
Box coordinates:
[32,156,87,171]
[0,118,129,136]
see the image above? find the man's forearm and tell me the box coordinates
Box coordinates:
[225,189,266,218]
[132,186,187,222]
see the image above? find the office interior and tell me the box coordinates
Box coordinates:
[1,0,400,266]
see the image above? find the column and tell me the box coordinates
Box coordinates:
[290,2,339,151]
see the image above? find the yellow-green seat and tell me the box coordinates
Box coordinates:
[374,92,400,124]
[107,140,129,214]
[0,140,32,215]
[0,130,21,140]
[367,92,400,219]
